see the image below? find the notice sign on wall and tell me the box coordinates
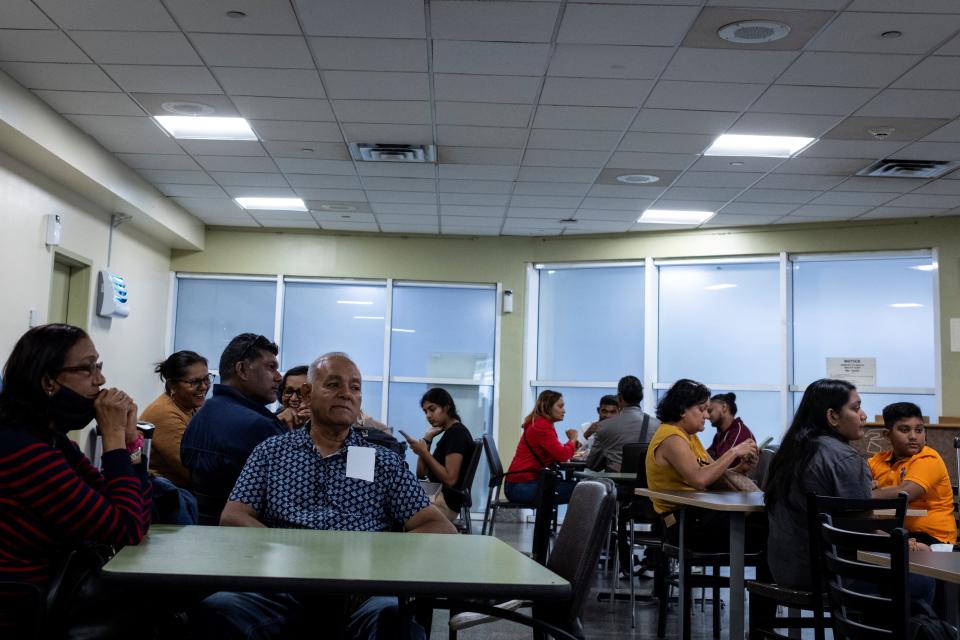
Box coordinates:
[826,357,877,387]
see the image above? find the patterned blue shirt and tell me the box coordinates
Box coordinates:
[230,427,429,531]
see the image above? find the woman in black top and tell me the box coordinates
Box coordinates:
[408,388,474,521]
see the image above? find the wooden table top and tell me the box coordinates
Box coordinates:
[635,489,926,516]
[859,549,960,584]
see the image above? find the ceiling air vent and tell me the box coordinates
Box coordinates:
[349,143,436,163]
[856,159,960,179]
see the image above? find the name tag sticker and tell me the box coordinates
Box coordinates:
[346,446,376,482]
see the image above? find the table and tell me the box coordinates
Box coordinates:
[558,459,586,481]
[574,469,637,483]
[860,548,960,631]
[103,525,570,602]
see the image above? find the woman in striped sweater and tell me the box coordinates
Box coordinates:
[0,324,151,634]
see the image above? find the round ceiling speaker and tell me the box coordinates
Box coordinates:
[160,101,216,116]
[615,174,660,184]
[718,20,791,44]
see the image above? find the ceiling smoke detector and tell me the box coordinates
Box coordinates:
[316,203,357,212]
[718,20,791,44]
[349,143,436,163]
[161,101,216,116]
[867,127,896,140]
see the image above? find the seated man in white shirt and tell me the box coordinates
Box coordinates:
[577,395,620,458]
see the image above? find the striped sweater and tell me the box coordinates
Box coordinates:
[0,427,151,589]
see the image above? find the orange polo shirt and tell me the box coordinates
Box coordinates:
[868,445,957,544]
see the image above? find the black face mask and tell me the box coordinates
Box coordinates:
[49,385,97,433]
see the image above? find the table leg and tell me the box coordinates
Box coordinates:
[729,512,746,640]
[944,581,959,639]
[678,509,689,640]
[611,508,619,609]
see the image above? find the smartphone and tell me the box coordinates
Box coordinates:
[398,429,415,442]
[757,436,774,450]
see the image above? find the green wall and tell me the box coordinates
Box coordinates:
[172,216,960,461]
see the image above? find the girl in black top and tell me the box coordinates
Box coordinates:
[408,388,474,521]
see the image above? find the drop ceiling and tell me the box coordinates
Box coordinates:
[3,0,960,236]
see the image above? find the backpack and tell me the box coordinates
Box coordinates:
[357,427,407,458]
[909,601,957,640]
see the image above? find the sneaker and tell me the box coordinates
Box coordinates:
[618,561,652,580]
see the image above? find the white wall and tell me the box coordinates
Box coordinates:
[0,149,171,412]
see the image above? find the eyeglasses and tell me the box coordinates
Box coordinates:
[282,388,303,398]
[180,374,215,389]
[59,361,103,377]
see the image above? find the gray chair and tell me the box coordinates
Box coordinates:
[447,478,618,640]
[480,433,546,536]
[747,445,778,489]
[449,438,483,534]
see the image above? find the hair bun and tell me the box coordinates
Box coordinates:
[727,392,736,401]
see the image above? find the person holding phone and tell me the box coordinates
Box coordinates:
[404,388,474,521]
[504,390,580,505]
[706,392,756,464]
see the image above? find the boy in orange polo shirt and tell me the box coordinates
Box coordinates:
[869,402,957,545]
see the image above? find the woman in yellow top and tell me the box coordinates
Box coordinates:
[140,351,211,487]
[646,378,760,551]
[869,401,957,545]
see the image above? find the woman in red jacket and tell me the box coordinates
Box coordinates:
[504,390,580,504]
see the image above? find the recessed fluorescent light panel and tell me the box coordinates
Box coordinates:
[639,209,715,225]
[154,116,257,140]
[235,197,307,211]
[704,134,815,158]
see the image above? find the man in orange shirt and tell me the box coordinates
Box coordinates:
[869,402,957,545]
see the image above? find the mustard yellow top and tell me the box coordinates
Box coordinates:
[141,393,194,488]
[645,423,710,514]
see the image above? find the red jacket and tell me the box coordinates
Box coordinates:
[505,417,576,484]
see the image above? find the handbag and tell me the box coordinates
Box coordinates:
[520,433,564,479]
[714,469,761,492]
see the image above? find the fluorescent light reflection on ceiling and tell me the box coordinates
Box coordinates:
[337,300,373,305]
[639,209,715,225]
[890,303,923,308]
[705,283,737,290]
[353,316,384,320]
[912,264,938,272]
[704,134,815,158]
[154,116,257,140]
[235,197,307,211]
[392,328,416,333]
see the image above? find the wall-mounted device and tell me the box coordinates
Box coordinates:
[502,289,514,314]
[45,214,62,246]
[96,270,130,318]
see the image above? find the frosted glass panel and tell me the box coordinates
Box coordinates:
[282,282,386,376]
[792,391,936,427]
[361,381,383,422]
[534,386,616,441]
[705,390,783,446]
[390,286,496,381]
[174,278,276,368]
[792,257,936,388]
[658,262,779,385]
[537,267,644,382]
[387,382,494,511]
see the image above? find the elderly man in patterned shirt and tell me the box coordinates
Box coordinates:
[191,352,455,640]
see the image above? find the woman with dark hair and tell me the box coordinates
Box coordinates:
[405,387,475,521]
[706,392,756,461]
[645,379,759,550]
[0,324,151,633]
[504,390,580,505]
[276,365,310,429]
[141,350,210,487]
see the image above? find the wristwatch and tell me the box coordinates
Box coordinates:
[129,447,143,464]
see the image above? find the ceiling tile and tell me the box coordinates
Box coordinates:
[190,34,314,69]
[357,163,434,179]
[923,120,960,143]
[366,191,436,204]
[439,193,510,206]
[533,105,635,131]
[433,41,550,76]
[254,217,320,230]
[0,1,56,29]
[540,78,652,107]
[296,0,426,38]
[737,189,819,204]
[557,4,699,46]
[856,90,960,119]
[703,214,783,226]
[790,204,874,216]
[137,169,214,184]
[116,153,200,170]
[439,205,504,216]
[70,31,200,65]
[582,195,658,210]
[441,227,501,236]
[646,81,767,111]
[522,149,609,168]
[433,74,540,104]
[0,30,89,63]
[224,186,297,198]
[750,85,876,116]
[286,174,362,189]
[527,129,620,151]
[265,142,350,160]
[319,220,381,232]
[800,139,907,159]
[809,12,960,54]
[718,202,799,215]
[251,120,344,142]
[362,177,436,191]
[547,44,674,79]
[172,196,246,216]
[824,116,950,142]
[846,0,960,12]
[574,208,647,222]
[0,62,117,91]
[832,176,920,192]
[774,157,872,175]
[194,155,279,172]
[436,102,531,128]
[196,215,260,228]
[510,195,583,208]
[164,0,301,34]
[340,123,433,145]
[893,56,960,90]
[213,67,326,98]
[857,206,949,219]
[507,207,575,219]
[663,49,797,84]
[689,156,783,173]
[375,213,439,225]
[210,172,289,187]
[631,109,739,134]
[939,33,960,56]
[596,167,680,187]
[727,113,842,137]
[275,158,356,175]
[587,184,668,199]
[438,147,523,165]
[619,131,712,154]
[607,152,696,170]
[372,203,437,214]
[674,171,764,187]
[441,215,502,227]
[682,7,833,51]
[32,90,143,116]
[310,37,427,72]
[33,0,178,30]
[379,223,440,234]
[753,173,846,190]
[651,199,729,211]
[519,166,598,183]
[809,191,897,206]
[663,186,742,201]
[310,211,375,224]
[437,125,528,148]
[177,140,266,157]
[130,92,237,117]
[103,65,221,94]
[431,1,560,42]
[295,188,367,201]
[913,180,960,196]
[777,52,921,88]
[156,183,227,198]
[438,180,514,194]
[323,71,428,100]
[232,96,334,121]
[333,100,430,124]
[885,193,960,208]
[438,165,517,181]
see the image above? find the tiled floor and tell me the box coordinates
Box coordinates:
[428,521,731,640]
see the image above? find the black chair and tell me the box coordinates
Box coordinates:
[819,520,911,639]
[747,492,908,640]
[449,437,484,534]
[447,478,618,640]
[747,446,777,489]
[480,433,547,536]
[617,443,662,624]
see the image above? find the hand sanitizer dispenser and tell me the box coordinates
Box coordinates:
[96,270,130,318]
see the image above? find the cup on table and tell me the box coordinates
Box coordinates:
[930,543,955,552]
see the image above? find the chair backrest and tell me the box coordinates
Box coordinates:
[748,447,777,489]
[819,519,910,639]
[545,478,617,627]
[628,444,659,524]
[620,442,646,475]
[455,438,484,509]
[482,433,506,488]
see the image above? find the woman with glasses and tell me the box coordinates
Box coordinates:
[0,324,151,635]
[275,365,310,429]
[141,350,211,487]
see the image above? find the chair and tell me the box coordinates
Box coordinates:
[746,492,907,640]
[448,438,484,534]
[480,433,545,536]
[819,520,910,639]
[618,443,662,624]
[747,445,777,489]
[447,478,618,640]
